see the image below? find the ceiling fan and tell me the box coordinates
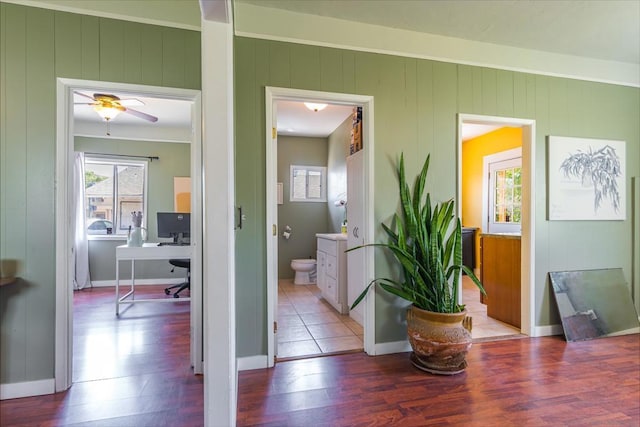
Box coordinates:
[74,91,159,123]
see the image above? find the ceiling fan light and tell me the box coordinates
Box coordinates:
[304,102,328,112]
[94,105,122,121]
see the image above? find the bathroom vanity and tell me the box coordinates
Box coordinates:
[316,233,348,314]
[480,233,521,328]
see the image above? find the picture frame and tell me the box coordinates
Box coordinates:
[548,136,625,220]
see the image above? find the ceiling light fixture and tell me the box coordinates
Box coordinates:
[304,102,328,112]
[93,104,123,122]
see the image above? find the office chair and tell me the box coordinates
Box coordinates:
[164,259,190,298]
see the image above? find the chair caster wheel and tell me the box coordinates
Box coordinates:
[164,289,171,295]
[173,294,180,298]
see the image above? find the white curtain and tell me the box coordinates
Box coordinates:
[73,152,91,290]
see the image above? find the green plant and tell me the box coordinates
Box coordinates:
[559,145,621,213]
[350,153,485,313]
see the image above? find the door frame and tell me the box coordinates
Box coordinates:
[54,78,203,391]
[265,87,376,366]
[457,114,536,336]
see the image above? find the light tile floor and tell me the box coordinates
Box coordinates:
[277,276,519,360]
[277,279,363,360]
[462,275,522,341]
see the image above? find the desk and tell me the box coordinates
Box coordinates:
[116,243,193,315]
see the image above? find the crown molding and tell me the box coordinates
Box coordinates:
[2,0,201,31]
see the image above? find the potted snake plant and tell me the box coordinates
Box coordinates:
[350,153,485,374]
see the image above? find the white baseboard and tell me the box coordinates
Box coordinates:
[89,278,184,287]
[0,378,55,400]
[371,327,566,355]
[533,324,564,337]
[373,340,412,355]
[237,355,268,371]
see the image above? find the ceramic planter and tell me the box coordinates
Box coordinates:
[406,305,472,375]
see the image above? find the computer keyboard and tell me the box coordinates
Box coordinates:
[158,242,189,246]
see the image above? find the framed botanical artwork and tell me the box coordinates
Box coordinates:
[548,136,625,220]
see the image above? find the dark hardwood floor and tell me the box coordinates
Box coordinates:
[237,334,640,426]
[0,285,203,427]
[1,286,638,426]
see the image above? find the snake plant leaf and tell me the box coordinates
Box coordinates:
[349,152,485,313]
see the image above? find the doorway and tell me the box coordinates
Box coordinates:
[275,100,362,360]
[265,87,375,366]
[55,78,203,391]
[457,114,536,339]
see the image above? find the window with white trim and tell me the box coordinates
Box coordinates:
[487,157,522,234]
[84,157,148,235]
[289,165,327,202]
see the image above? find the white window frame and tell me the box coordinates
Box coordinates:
[289,165,327,202]
[84,156,149,240]
[482,147,522,234]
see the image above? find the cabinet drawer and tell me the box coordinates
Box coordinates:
[326,255,337,279]
[317,238,336,256]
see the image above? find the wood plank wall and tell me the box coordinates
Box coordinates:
[233,36,640,357]
[0,2,200,385]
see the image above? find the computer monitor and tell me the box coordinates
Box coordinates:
[157,212,190,244]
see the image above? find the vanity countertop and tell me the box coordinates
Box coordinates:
[481,232,521,239]
[316,233,347,241]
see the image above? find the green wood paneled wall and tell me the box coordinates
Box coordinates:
[0,3,200,384]
[234,37,640,357]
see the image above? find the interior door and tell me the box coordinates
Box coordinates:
[270,101,279,362]
[347,149,365,325]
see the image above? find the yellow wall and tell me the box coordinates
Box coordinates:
[462,127,523,269]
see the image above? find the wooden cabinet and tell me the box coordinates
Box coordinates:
[461,227,477,273]
[480,234,521,328]
[316,234,348,314]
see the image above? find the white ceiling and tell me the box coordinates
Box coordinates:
[19,0,639,65]
[276,101,354,137]
[238,0,640,64]
[73,90,192,141]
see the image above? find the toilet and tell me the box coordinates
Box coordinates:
[290,259,317,285]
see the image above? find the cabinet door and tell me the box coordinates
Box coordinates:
[347,150,365,325]
[481,236,521,328]
[325,276,338,302]
[326,254,337,279]
[316,250,326,292]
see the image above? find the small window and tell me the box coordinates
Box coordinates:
[493,166,522,224]
[290,165,327,202]
[487,157,521,234]
[85,157,148,236]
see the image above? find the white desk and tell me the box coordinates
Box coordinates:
[116,243,193,315]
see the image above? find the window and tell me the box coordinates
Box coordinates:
[289,165,327,202]
[492,165,521,223]
[84,157,148,236]
[487,156,522,234]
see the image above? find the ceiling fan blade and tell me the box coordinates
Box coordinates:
[124,107,158,123]
[74,91,96,101]
[119,98,144,107]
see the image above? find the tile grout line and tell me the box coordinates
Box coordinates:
[278,280,363,357]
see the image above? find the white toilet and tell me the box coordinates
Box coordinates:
[291,259,317,285]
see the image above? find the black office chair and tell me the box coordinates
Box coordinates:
[164,259,190,298]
